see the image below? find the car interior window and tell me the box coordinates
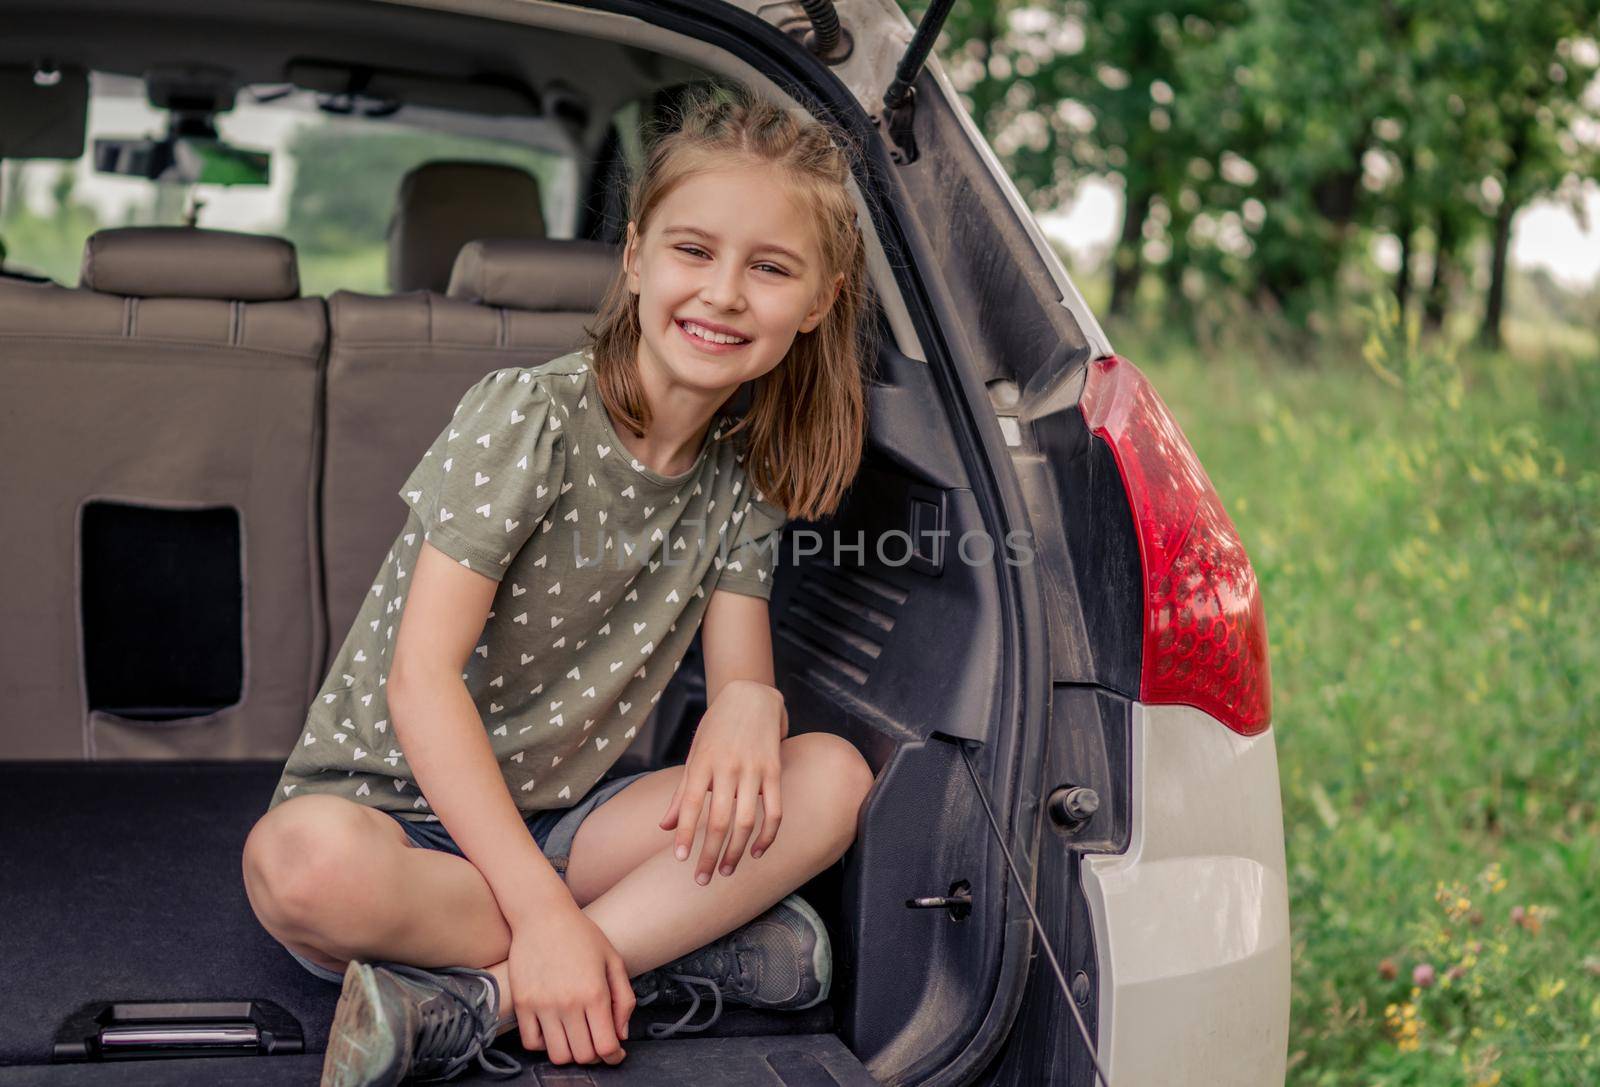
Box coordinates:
[0,70,578,295]
[577,112,633,244]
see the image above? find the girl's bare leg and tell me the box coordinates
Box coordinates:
[244,732,873,992]
[563,732,874,974]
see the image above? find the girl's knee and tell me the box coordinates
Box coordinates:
[243,795,383,924]
[780,732,875,841]
[783,732,873,792]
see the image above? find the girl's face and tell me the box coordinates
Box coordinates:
[622,161,844,402]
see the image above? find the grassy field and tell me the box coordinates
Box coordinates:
[1111,297,1600,1086]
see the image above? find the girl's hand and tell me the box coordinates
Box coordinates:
[505,902,634,1066]
[659,679,785,884]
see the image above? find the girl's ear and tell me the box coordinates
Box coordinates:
[623,221,641,295]
[800,271,845,333]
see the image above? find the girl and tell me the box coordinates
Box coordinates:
[242,82,878,1085]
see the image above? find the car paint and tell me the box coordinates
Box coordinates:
[1081,702,1292,1084]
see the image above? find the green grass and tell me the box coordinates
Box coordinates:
[1115,299,1600,1086]
[298,245,389,298]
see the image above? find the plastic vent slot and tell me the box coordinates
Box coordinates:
[775,563,903,686]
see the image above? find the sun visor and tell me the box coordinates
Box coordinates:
[283,59,539,117]
[0,65,88,159]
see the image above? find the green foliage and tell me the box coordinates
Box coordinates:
[909,0,1600,330]
[298,245,389,298]
[0,168,104,283]
[1128,311,1600,1084]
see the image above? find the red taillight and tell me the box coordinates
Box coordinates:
[1078,355,1272,735]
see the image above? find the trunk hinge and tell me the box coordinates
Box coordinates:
[876,0,957,164]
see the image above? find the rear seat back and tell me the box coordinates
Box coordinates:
[0,227,327,760]
[319,237,619,652]
[387,161,548,293]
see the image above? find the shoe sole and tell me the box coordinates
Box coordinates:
[778,893,832,1011]
[320,961,409,1087]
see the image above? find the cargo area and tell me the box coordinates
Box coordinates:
[0,320,1015,1086]
[0,244,1013,1081]
[0,760,878,1084]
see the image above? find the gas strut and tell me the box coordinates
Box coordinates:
[959,741,1111,1086]
[878,0,958,164]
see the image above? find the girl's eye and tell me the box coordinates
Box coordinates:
[674,245,788,277]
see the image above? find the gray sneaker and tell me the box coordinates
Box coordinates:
[320,960,522,1086]
[630,893,833,1039]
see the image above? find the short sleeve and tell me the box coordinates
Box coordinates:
[715,487,787,601]
[398,368,565,582]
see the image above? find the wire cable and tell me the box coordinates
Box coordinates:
[958,741,1110,1087]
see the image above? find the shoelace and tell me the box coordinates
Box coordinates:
[641,972,726,1039]
[381,963,523,1082]
[636,950,759,1040]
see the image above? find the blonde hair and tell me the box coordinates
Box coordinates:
[582,81,875,522]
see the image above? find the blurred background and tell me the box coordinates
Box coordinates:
[905,2,1599,1083]
[3,5,1595,1081]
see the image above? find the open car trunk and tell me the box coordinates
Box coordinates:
[0,1,1065,1080]
[0,324,1023,1085]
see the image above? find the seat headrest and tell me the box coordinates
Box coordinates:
[446,238,620,312]
[80,227,300,301]
[387,162,546,293]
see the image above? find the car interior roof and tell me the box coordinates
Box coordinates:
[1,0,927,359]
[0,0,711,159]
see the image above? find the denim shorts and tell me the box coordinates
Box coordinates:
[285,768,655,983]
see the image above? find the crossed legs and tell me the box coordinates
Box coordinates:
[242,732,873,1044]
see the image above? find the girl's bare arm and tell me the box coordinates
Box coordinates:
[388,539,573,925]
[700,589,786,736]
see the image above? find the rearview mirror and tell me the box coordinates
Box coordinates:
[93,136,270,185]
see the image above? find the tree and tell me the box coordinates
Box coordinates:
[916,0,1600,338]
[1465,4,1600,347]
[921,0,1247,316]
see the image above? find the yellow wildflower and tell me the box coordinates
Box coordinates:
[1385,1001,1423,1053]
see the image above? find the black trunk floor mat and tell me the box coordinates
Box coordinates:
[0,761,835,1074]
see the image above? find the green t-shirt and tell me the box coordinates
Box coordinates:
[267,349,787,822]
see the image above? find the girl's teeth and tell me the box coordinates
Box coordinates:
[682,320,746,345]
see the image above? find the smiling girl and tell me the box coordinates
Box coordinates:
[242,83,878,1085]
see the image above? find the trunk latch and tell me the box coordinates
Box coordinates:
[905,878,972,921]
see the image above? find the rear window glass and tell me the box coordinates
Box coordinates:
[0,71,577,296]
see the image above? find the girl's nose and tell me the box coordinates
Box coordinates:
[698,263,746,311]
